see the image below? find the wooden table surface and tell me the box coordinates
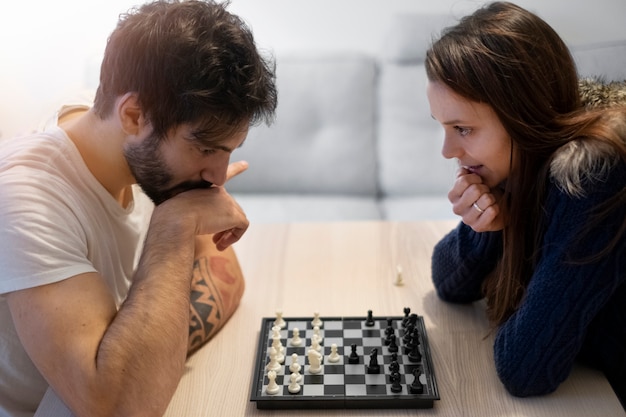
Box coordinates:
[36,221,625,416]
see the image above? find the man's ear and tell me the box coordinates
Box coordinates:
[117,93,146,135]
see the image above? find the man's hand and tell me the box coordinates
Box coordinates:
[449,167,505,232]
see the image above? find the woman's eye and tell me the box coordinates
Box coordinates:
[455,126,472,136]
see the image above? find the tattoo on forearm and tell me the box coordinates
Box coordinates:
[188,257,223,354]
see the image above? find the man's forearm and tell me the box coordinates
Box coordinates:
[188,241,245,355]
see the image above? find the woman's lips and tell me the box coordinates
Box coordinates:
[461,164,483,174]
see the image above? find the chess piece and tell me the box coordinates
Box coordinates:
[402,307,411,327]
[390,371,403,393]
[394,264,404,286]
[348,343,360,364]
[310,334,322,352]
[265,346,282,372]
[274,310,286,329]
[365,310,375,327]
[311,312,323,328]
[366,348,380,374]
[327,343,340,363]
[389,360,400,374]
[388,335,399,353]
[266,370,280,395]
[408,342,422,363]
[289,353,302,382]
[272,333,285,364]
[290,328,302,346]
[288,372,301,394]
[307,349,322,374]
[313,325,323,344]
[409,368,424,394]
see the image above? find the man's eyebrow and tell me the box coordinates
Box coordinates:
[187,130,245,153]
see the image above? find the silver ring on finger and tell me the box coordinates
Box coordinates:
[472,201,485,214]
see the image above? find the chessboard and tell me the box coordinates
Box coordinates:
[249,309,440,409]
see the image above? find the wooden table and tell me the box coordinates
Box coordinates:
[36,221,625,416]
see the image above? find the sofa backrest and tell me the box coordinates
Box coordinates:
[227,53,379,197]
[376,14,458,198]
[571,41,626,81]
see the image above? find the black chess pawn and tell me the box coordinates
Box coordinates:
[409,368,424,394]
[365,310,375,327]
[401,307,411,327]
[366,348,380,374]
[389,360,400,374]
[390,352,398,363]
[348,343,360,364]
[390,371,403,393]
[402,323,414,344]
[408,342,422,363]
[384,326,395,346]
[388,335,399,353]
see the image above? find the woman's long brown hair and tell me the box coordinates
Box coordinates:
[425,1,626,325]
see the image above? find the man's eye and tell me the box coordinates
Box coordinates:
[199,147,217,155]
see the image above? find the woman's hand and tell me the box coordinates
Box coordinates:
[449,167,505,232]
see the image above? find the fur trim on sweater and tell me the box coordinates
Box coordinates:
[550,77,626,197]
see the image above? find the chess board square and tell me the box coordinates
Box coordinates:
[283,386,302,396]
[304,374,325,385]
[324,385,345,395]
[287,321,308,331]
[342,321,361,329]
[343,337,362,347]
[345,384,367,396]
[344,374,366,385]
[344,364,364,375]
[323,374,344,385]
[324,364,344,374]
[303,385,324,396]
[362,329,380,338]
[325,321,343,330]
[343,329,362,338]
[363,337,381,347]
[324,337,343,347]
[360,321,381,329]
[324,330,343,338]
[365,374,386,385]
[365,384,387,395]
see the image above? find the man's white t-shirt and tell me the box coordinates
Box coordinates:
[0,121,154,416]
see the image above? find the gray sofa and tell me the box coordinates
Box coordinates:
[226,14,626,223]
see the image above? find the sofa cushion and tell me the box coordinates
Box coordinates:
[571,41,626,81]
[232,193,381,223]
[227,53,378,197]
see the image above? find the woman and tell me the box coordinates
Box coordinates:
[426,1,626,403]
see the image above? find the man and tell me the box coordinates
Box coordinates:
[0,1,277,416]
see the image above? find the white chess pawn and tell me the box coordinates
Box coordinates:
[310,334,322,352]
[266,370,280,395]
[308,349,322,374]
[265,346,282,372]
[289,353,302,382]
[290,328,302,346]
[313,325,323,344]
[274,310,286,329]
[288,372,301,394]
[394,264,404,286]
[272,335,285,364]
[327,343,340,363]
[311,311,323,328]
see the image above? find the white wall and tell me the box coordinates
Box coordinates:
[1,0,625,139]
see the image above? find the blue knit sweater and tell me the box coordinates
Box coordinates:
[431,159,626,398]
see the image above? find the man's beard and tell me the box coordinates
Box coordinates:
[123,132,213,205]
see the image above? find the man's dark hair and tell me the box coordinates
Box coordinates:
[93,0,276,138]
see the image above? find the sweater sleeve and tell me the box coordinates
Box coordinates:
[431,221,503,303]
[493,162,626,397]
